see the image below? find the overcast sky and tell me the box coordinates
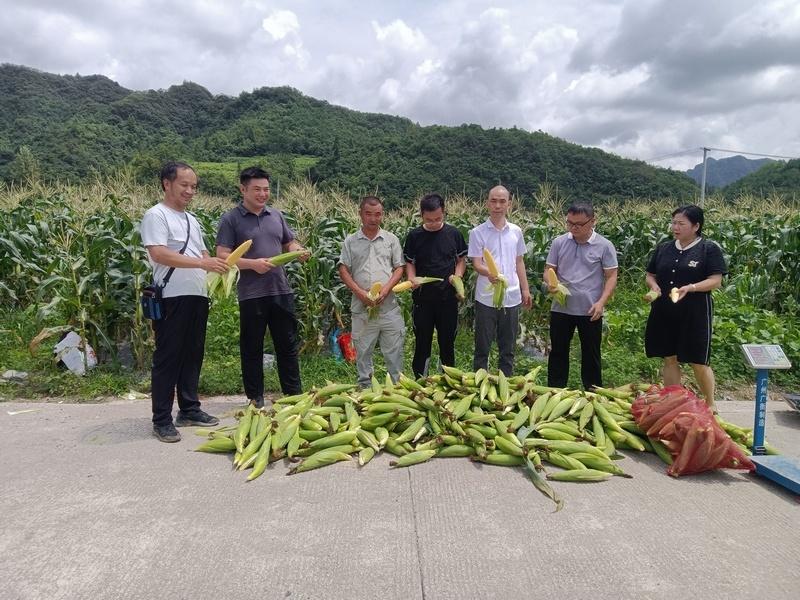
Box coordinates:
[2,0,799,170]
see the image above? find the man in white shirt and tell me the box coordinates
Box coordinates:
[139,161,228,443]
[468,186,531,375]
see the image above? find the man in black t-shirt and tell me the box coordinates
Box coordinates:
[403,193,468,378]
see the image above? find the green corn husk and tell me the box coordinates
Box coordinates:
[268,250,306,266]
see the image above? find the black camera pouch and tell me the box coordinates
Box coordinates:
[140,284,163,320]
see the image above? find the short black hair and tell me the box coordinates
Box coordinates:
[566,202,595,219]
[672,204,704,235]
[420,193,445,213]
[160,161,195,191]
[239,166,271,186]
[359,195,383,209]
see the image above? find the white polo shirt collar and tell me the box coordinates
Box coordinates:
[675,237,702,251]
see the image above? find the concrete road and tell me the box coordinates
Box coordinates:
[1,397,798,600]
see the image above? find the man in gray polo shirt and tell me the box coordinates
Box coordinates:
[216,167,309,407]
[544,202,618,389]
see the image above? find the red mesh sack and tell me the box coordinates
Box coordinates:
[337,332,356,363]
[632,385,755,477]
[666,415,755,477]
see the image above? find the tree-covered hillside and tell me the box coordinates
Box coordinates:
[685,155,774,189]
[722,159,800,199]
[0,64,699,205]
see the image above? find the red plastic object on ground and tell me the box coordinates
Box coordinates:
[337,332,356,363]
[632,385,755,477]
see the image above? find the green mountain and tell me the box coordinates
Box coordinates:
[723,159,800,199]
[685,155,774,189]
[0,64,698,205]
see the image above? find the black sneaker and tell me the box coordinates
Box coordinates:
[175,410,220,427]
[250,396,265,409]
[153,423,181,443]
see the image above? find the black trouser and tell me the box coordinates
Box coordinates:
[473,302,520,376]
[239,294,302,397]
[151,296,208,426]
[547,311,603,390]
[412,296,459,378]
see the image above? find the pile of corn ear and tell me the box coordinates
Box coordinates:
[194,367,762,511]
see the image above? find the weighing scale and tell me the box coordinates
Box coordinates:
[740,344,799,494]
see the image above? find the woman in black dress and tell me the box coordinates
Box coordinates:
[644,205,727,412]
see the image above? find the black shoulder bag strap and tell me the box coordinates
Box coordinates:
[161,213,191,289]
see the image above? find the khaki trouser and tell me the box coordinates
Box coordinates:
[352,308,406,388]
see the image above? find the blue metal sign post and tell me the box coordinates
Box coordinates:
[751,369,768,455]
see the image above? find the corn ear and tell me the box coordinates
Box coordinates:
[545,267,559,288]
[436,444,474,457]
[233,408,253,454]
[308,430,358,450]
[494,436,525,457]
[394,417,427,444]
[384,438,408,456]
[473,453,524,467]
[246,433,272,481]
[491,277,508,309]
[389,449,437,467]
[543,451,587,471]
[374,427,389,447]
[545,267,570,305]
[523,456,564,512]
[546,468,613,482]
[194,437,236,453]
[649,437,674,465]
[482,248,500,277]
[358,446,376,466]
[451,275,465,300]
[269,250,305,266]
[287,449,352,475]
[569,452,632,477]
[392,281,414,293]
[578,402,595,431]
[226,239,253,266]
[367,282,383,319]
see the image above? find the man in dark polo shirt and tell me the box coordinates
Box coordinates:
[215,167,309,407]
[403,193,468,377]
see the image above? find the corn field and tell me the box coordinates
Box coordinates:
[0,179,798,387]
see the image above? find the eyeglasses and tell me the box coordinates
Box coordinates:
[566,219,592,229]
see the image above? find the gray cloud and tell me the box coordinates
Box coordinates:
[1,0,798,169]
